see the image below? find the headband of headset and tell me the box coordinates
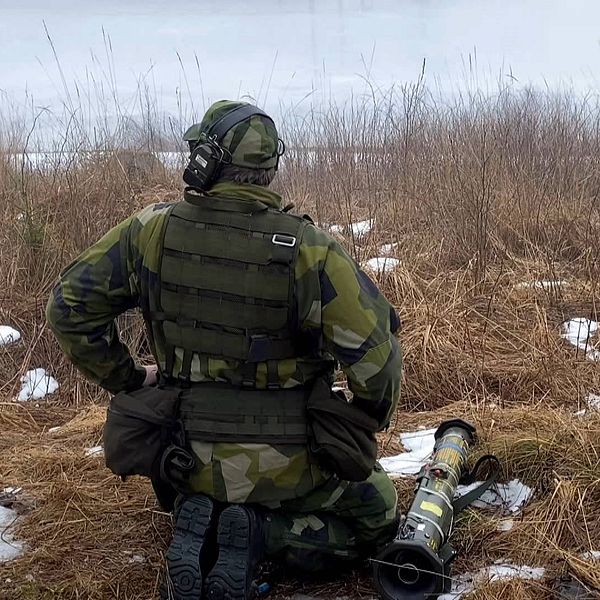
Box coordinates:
[205,104,273,145]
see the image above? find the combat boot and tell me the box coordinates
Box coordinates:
[161,494,217,600]
[204,505,265,600]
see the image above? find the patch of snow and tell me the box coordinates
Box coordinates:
[581,550,600,561]
[439,562,545,599]
[84,446,104,457]
[0,326,21,347]
[362,257,400,273]
[497,518,514,532]
[17,369,59,401]
[380,242,399,256]
[379,428,437,477]
[562,318,600,361]
[1,487,22,498]
[515,280,568,291]
[350,220,373,237]
[486,563,545,581]
[123,550,146,564]
[574,393,600,417]
[325,220,374,237]
[0,506,23,562]
[455,479,533,515]
[587,393,600,409]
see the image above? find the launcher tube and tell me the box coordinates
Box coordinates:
[373,419,477,600]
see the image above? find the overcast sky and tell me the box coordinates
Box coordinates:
[1,0,599,120]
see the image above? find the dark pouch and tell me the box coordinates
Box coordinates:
[306,378,379,482]
[103,386,181,478]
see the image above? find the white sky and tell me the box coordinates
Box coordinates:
[1,0,599,121]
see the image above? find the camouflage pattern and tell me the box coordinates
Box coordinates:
[183,101,280,169]
[46,180,402,508]
[264,465,399,571]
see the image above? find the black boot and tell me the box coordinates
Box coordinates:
[204,505,265,600]
[161,494,217,600]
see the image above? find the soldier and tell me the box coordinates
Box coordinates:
[46,100,402,600]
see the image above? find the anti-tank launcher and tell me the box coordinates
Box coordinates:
[373,419,499,600]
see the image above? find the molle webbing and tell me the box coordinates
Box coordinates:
[153,194,309,383]
[179,384,307,443]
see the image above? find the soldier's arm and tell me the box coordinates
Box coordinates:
[296,226,402,430]
[45,215,145,394]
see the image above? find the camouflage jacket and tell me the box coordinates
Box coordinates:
[46,181,402,505]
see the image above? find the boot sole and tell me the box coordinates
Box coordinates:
[162,495,215,600]
[204,505,253,600]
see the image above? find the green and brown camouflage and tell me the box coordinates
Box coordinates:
[265,465,399,570]
[46,180,402,505]
[183,100,280,169]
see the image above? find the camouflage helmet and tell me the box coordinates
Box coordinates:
[183,100,281,170]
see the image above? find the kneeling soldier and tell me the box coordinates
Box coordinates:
[47,100,402,599]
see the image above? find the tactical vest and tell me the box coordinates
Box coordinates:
[145,192,313,444]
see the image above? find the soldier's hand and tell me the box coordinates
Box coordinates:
[142,364,158,387]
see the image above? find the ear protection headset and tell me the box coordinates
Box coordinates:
[183,104,284,191]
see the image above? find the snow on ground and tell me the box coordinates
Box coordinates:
[439,562,545,599]
[362,257,400,273]
[562,318,600,360]
[455,479,533,515]
[350,220,373,236]
[84,446,104,457]
[588,393,600,409]
[17,369,59,401]
[326,220,373,237]
[8,151,188,172]
[581,550,600,561]
[496,518,514,532]
[574,392,600,417]
[379,428,437,477]
[0,506,23,562]
[123,550,146,564]
[379,242,398,255]
[0,326,21,347]
[515,280,569,291]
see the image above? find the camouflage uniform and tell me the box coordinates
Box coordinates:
[46,105,402,570]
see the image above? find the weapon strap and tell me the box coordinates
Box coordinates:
[452,454,501,514]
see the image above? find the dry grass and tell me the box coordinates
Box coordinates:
[1,86,600,599]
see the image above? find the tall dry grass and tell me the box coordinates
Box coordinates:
[1,83,600,599]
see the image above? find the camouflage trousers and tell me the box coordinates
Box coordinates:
[262,465,399,572]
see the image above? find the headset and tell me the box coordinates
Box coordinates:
[183,104,285,191]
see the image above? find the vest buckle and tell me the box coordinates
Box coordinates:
[272,233,296,247]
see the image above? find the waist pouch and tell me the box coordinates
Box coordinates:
[103,386,183,478]
[179,383,308,444]
[306,377,379,482]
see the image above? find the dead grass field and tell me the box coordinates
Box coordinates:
[1,87,600,599]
